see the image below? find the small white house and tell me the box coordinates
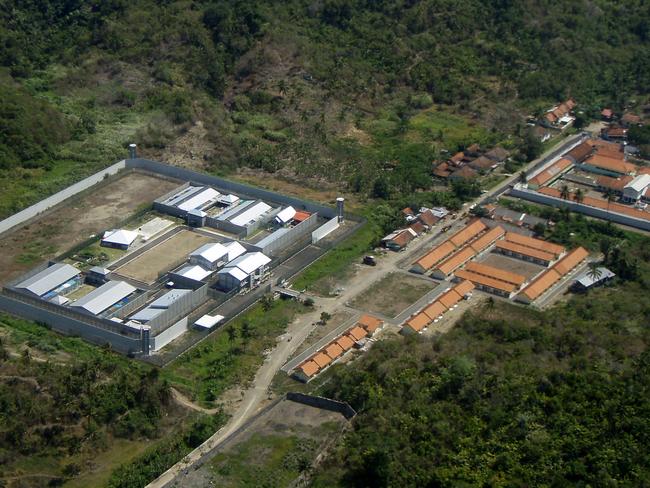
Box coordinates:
[622,174,650,203]
[101,229,138,250]
[217,252,271,291]
[189,241,246,270]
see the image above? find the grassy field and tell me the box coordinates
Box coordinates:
[349,272,437,318]
[292,221,378,296]
[162,299,305,407]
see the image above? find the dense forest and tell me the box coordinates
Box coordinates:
[312,230,650,486]
[1,0,650,217]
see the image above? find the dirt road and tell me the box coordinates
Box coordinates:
[147,134,584,487]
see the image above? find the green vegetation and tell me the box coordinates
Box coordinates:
[0,314,179,485]
[1,0,649,217]
[210,433,318,487]
[107,413,228,488]
[314,287,650,486]
[163,299,304,406]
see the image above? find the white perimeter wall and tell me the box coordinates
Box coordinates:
[312,217,339,243]
[152,316,188,351]
[0,160,126,236]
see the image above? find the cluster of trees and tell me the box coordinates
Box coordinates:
[312,273,650,486]
[0,315,174,480]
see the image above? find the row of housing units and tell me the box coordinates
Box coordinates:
[293,315,384,383]
[519,138,650,229]
[410,219,588,304]
[401,280,475,334]
[433,144,510,181]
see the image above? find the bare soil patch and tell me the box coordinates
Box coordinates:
[349,272,437,318]
[478,253,546,281]
[113,229,212,283]
[0,171,180,285]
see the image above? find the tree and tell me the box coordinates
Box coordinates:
[560,184,570,201]
[372,177,390,199]
[573,188,585,204]
[586,261,602,282]
[320,312,331,324]
[604,189,616,215]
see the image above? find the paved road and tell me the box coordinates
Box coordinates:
[147,133,583,488]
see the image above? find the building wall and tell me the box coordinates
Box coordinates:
[0,292,144,354]
[151,316,188,351]
[0,160,126,236]
[312,217,339,243]
[147,284,208,334]
[510,185,650,231]
[254,213,319,256]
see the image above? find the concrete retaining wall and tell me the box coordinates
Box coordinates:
[152,316,188,351]
[0,292,143,354]
[312,217,339,243]
[0,160,126,236]
[286,392,356,420]
[510,186,650,231]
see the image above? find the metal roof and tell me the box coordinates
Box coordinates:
[102,229,138,246]
[216,200,254,221]
[89,266,111,275]
[624,174,650,193]
[218,194,240,205]
[255,228,290,249]
[16,263,80,297]
[229,201,272,227]
[224,241,247,262]
[217,266,248,282]
[195,314,224,328]
[163,185,204,206]
[175,265,213,281]
[70,281,136,315]
[275,206,296,224]
[177,187,220,211]
[190,242,229,263]
[149,289,192,309]
[575,267,615,288]
[129,307,165,322]
[226,252,271,274]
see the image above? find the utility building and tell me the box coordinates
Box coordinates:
[216,252,271,291]
[188,241,246,270]
[70,281,137,316]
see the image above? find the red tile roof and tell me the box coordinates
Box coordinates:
[552,247,588,276]
[455,269,517,294]
[348,326,368,342]
[298,360,320,378]
[293,211,312,222]
[465,261,526,286]
[357,314,383,334]
[519,269,562,301]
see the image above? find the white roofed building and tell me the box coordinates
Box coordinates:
[101,229,139,250]
[622,174,650,203]
[217,251,271,291]
[14,263,81,298]
[70,281,137,316]
[189,241,246,270]
[275,206,296,226]
[177,187,220,212]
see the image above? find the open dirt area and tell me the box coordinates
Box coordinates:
[113,229,212,283]
[478,252,546,280]
[0,171,180,285]
[174,398,348,488]
[348,272,437,318]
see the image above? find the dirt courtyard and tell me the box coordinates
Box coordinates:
[113,229,212,283]
[0,171,180,285]
[478,252,546,280]
[349,272,437,318]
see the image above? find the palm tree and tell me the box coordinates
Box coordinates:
[587,261,603,282]
[574,188,585,205]
[560,184,570,201]
[604,189,616,216]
